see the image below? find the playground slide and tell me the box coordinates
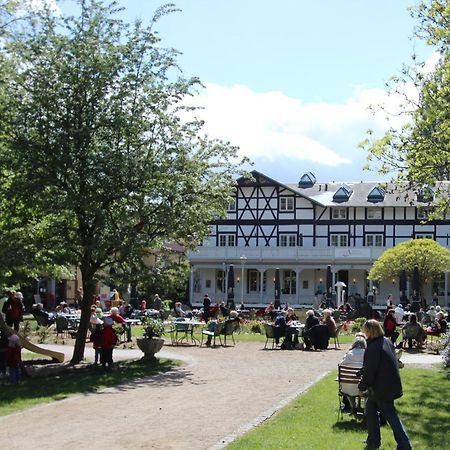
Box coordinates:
[0,314,65,363]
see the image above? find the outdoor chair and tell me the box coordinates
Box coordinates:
[55,315,70,338]
[263,323,277,349]
[402,325,426,349]
[329,323,342,349]
[221,320,239,346]
[200,321,224,347]
[337,364,365,420]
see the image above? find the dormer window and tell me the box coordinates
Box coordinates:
[298,172,316,188]
[333,184,353,203]
[416,186,434,203]
[367,186,385,203]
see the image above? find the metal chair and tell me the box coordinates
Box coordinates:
[329,323,342,349]
[263,323,277,349]
[337,364,365,420]
[201,321,224,347]
[221,320,239,346]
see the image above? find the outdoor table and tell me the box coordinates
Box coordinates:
[169,320,202,346]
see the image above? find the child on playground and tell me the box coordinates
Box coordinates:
[6,334,22,384]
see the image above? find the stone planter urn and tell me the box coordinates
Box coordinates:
[136,337,164,361]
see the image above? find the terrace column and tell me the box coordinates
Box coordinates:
[259,269,265,305]
[295,269,302,305]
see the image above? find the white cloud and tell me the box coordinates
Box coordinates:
[187,82,407,168]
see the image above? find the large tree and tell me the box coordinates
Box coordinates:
[0,0,246,363]
[361,0,450,216]
[368,239,450,301]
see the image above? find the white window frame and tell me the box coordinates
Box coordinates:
[219,234,235,247]
[282,270,296,295]
[332,208,347,219]
[227,198,236,212]
[366,234,383,247]
[280,197,294,212]
[367,207,382,219]
[331,234,348,247]
[280,234,297,247]
[417,208,430,220]
[415,233,433,240]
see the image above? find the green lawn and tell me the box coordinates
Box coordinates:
[227,367,449,450]
[0,358,179,416]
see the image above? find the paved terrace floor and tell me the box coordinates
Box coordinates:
[0,341,441,450]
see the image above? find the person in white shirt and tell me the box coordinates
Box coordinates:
[339,334,366,412]
[394,304,405,324]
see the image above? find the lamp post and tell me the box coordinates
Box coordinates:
[239,255,247,304]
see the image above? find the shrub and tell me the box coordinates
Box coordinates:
[351,317,366,333]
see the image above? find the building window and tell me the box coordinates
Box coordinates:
[415,233,433,240]
[366,234,383,247]
[216,270,225,293]
[367,207,382,219]
[219,234,235,247]
[280,197,294,211]
[205,280,211,289]
[248,270,259,292]
[331,234,348,247]
[282,270,296,295]
[332,208,347,219]
[280,234,297,247]
[227,198,236,212]
[417,208,430,220]
[302,280,309,289]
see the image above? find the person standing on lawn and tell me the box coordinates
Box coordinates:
[358,319,412,450]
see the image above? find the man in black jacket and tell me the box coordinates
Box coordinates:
[358,319,412,450]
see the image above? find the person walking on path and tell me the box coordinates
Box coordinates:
[358,319,412,450]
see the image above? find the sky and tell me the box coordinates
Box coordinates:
[54,0,434,183]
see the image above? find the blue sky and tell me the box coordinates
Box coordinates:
[56,0,433,183]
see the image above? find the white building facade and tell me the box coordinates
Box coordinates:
[187,171,450,308]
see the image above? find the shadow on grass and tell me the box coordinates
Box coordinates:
[0,357,185,414]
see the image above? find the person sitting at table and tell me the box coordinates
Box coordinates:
[394,304,405,324]
[426,312,447,336]
[384,308,400,345]
[264,302,275,320]
[285,307,300,350]
[339,333,367,413]
[399,313,426,349]
[273,310,287,347]
[110,306,132,342]
[219,301,228,318]
[303,309,320,349]
[174,302,186,318]
[322,309,336,337]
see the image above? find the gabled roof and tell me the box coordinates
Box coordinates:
[236,170,325,206]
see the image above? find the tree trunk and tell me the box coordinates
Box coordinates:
[71,273,96,364]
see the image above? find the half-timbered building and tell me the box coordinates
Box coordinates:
[187,170,450,308]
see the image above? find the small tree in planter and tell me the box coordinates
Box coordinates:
[137,317,165,360]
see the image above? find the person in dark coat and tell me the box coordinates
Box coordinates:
[202,294,211,323]
[303,310,320,349]
[358,319,412,450]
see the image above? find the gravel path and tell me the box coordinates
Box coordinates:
[1,341,440,450]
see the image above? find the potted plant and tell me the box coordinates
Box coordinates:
[136,317,165,360]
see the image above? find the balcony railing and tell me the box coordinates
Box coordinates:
[188,246,386,264]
